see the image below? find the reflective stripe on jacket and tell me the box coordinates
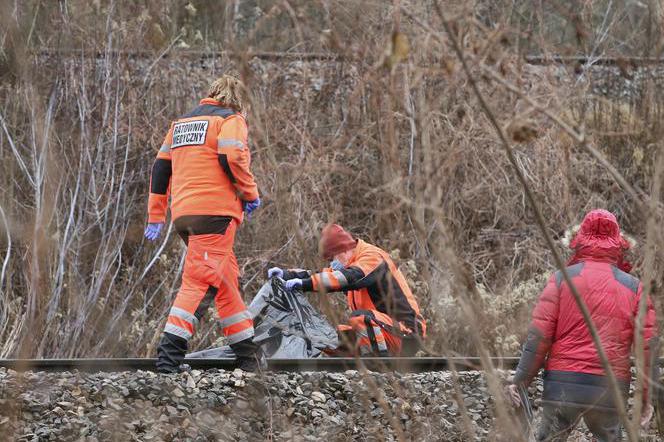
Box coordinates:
[147,98,259,223]
[300,239,426,335]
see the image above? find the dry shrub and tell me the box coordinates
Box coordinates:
[0,0,662,361]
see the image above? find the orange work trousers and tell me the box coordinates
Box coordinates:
[163,220,254,345]
[347,309,407,356]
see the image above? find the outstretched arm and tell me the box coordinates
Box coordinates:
[300,266,367,292]
[298,252,387,293]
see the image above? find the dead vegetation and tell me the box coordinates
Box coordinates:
[0,0,661,357]
[1,1,664,439]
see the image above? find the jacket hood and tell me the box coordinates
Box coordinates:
[567,209,632,272]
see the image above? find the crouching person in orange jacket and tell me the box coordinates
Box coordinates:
[145,75,262,373]
[269,224,426,356]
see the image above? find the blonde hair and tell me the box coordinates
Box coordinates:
[207,75,245,112]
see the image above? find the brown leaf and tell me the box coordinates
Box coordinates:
[507,121,539,143]
[386,32,410,68]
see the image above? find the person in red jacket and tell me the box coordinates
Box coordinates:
[268,224,426,356]
[508,209,658,441]
[144,75,262,373]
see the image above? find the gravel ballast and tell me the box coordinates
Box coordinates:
[0,367,658,441]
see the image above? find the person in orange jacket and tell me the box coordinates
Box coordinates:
[269,224,426,356]
[145,75,262,373]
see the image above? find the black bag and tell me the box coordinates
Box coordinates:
[187,278,338,359]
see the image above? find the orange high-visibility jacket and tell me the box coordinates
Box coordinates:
[148,98,259,224]
[296,240,426,335]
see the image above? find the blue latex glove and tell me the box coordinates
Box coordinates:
[267,267,284,279]
[144,222,164,241]
[285,278,302,291]
[243,198,261,220]
[329,260,345,271]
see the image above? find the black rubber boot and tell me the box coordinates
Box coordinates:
[399,335,421,357]
[230,338,266,372]
[156,332,188,373]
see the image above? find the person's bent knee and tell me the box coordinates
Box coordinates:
[348,315,369,330]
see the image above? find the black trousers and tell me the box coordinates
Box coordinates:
[536,403,621,442]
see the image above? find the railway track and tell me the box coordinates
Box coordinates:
[3,357,664,372]
[35,48,664,67]
[4,357,664,433]
[0,357,520,373]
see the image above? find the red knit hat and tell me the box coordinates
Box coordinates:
[318,224,357,260]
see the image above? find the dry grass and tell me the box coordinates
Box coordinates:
[0,0,661,357]
[1,1,664,439]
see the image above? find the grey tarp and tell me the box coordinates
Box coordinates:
[187,277,338,358]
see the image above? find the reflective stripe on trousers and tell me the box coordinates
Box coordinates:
[219,309,254,344]
[160,221,254,346]
[357,325,388,354]
[347,310,406,355]
[164,322,193,341]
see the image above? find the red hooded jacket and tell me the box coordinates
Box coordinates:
[514,210,657,407]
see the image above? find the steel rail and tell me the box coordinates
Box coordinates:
[32,48,664,67]
[3,357,664,373]
[0,357,521,372]
[34,48,343,61]
[523,55,664,66]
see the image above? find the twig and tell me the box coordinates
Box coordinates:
[142,31,185,88]
[0,204,11,294]
[433,2,637,440]
[481,64,646,207]
[631,144,663,434]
